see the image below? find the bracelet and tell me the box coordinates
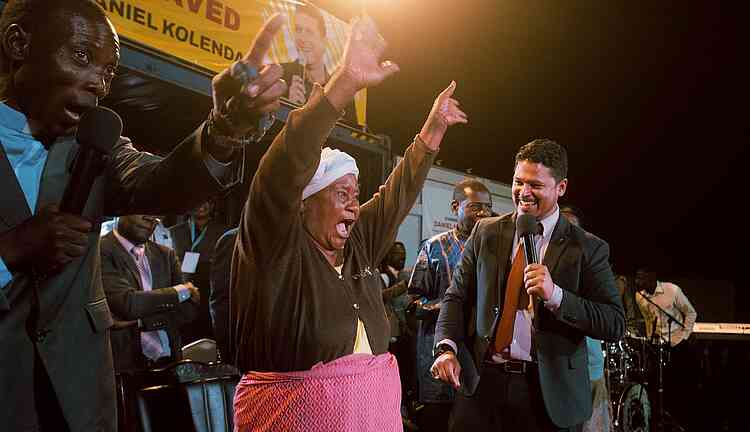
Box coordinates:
[434,343,456,359]
[206,108,274,149]
[206,61,274,148]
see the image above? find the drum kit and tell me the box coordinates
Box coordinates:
[604,330,653,432]
[604,321,685,432]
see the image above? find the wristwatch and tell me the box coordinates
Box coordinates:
[434,343,456,359]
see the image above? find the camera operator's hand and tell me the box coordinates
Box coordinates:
[0,204,92,276]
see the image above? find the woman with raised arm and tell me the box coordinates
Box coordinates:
[229,15,468,432]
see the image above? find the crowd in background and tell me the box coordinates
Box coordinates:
[97,177,699,431]
[1,1,728,431]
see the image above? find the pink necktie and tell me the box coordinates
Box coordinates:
[132,246,164,361]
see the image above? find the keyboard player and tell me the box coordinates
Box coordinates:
[634,268,697,346]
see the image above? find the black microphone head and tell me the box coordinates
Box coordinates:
[516,213,540,237]
[75,106,123,154]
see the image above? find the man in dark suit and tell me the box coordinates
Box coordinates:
[101,215,200,371]
[431,139,625,431]
[101,215,200,431]
[0,1,286,430]
[169,199,227,343]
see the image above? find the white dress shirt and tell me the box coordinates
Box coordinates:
[636,281,697,346]
[439,207,564,362]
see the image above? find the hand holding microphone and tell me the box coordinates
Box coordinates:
[288,74,307,105]
[0,107,121,275]
[516,214,554,304]
[288,55,309,105]
[524,263,555,301]
[0,204,92,275]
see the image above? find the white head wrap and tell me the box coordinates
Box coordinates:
[302,147,359,200]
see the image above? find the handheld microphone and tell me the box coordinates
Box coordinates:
[516,214,541,320]
[60,107,123,215]
[299,56,307,88]
[516,214,540,266]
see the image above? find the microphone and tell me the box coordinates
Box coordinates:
[60,107,123,215]
[516,214,540,266]
[651,315,659,345]
[299,56,307,87]
[516,214,541,320]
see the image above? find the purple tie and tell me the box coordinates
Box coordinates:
[132,246,165,361]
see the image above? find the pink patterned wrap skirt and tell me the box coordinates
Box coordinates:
[233,353,403,432]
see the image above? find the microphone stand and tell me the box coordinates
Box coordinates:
[638,291,686,432]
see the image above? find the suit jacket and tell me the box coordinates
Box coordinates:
[100,232,199,373]
[435,213,625,428]
[231,89,435,373]
[169,219,226,343]
[0,123,240,432]
[209,227,238,362]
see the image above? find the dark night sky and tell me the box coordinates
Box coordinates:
[316,0,747,285]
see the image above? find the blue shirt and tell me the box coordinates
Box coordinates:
[0,103,49,290]
[586,336,605,381]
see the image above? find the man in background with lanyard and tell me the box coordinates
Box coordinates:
[170,199,227,343]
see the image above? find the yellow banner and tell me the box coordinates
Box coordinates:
[97,0,366,125]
